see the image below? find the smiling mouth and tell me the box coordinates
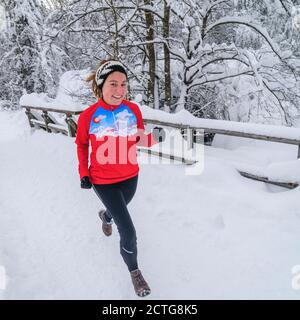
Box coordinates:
[113,95,122,99]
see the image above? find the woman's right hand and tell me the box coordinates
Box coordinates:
[152,126,166,143]
[81,176,92,189]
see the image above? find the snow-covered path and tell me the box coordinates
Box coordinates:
[1,110,300,299]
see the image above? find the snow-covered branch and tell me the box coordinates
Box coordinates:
[205,17,282,60]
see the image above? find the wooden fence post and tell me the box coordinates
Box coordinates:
[24,108,36,128]
[41,111,54,133]
[65,114,78,137]
[186,126,194,149]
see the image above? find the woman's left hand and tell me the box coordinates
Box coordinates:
[81,176,92,189]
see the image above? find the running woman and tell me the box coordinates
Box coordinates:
[75,59,165,297]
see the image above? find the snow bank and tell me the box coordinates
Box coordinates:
[20,69,93,111]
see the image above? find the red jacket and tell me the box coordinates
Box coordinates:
[75,98,157,184]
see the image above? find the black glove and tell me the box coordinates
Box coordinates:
[81,176,92,189]
[152,126,166,143]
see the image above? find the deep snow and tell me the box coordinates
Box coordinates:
[1,109,300,300]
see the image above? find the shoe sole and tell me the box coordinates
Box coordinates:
[138,289,151,297]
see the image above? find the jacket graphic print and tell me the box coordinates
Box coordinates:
[89,104,138,138]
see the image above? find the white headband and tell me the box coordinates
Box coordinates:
[95,61,127,87]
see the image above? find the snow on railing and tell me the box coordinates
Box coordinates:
[21,105,80,137]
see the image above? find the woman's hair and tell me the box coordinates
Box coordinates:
[86,60,109,99]
[86,59,128,99]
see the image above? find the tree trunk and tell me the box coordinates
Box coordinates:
[176,82,188,112]
[163,0,171,112]
[144,0,157,108]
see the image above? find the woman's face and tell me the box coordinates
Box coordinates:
[101,71,128,105]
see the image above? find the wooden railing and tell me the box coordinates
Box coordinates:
[21,105,300,189]
[143,118,300,159]
[22,105,80,137]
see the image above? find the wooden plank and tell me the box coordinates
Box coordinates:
[201,128,300,146]
[31,120,68,135]
[144,118,191,130]
[21,105,82,116]
[137,148,197,165]
[30,119,48,132]
[143,119,300,146]
[31,119,47,127]
[238,170,299,189]
[30,110,44,122]
[47,112,62,125]
[47,123,68,135]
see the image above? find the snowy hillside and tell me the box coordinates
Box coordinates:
[1,109,300,300]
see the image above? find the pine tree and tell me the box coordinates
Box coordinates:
[1,0,49,108]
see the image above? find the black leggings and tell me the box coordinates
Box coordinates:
[92,175,139,272]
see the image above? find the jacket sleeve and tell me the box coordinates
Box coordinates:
[134,104,158,148]
[75,113,90,179]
